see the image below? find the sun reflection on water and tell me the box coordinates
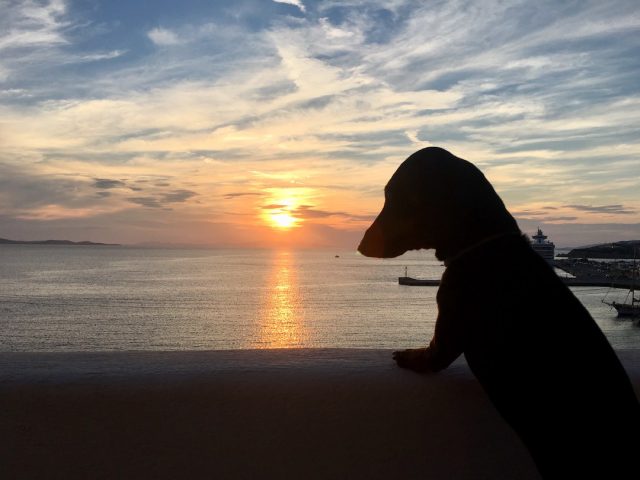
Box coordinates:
[258,251,307,348]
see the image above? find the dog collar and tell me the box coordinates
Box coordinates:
[443,231,523,267]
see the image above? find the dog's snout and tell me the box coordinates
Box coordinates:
[358,221,386,258]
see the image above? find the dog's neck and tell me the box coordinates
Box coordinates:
[441,231,522,267]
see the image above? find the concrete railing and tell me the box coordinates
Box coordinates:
[2,349,639,479]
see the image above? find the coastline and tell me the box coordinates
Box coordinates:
[3,349,639,479]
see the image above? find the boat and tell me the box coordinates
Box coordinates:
[602,249,640,317]
[530,228,555,262]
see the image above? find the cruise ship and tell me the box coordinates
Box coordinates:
[531,228,555,262]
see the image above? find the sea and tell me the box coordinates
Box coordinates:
[1,245,638,352]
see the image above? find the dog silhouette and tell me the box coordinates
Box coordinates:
[358,147,639,479]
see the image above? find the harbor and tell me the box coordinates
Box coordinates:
[398,275,636,289]
[399,229,639,291]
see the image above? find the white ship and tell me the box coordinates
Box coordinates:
[531,228,555,262]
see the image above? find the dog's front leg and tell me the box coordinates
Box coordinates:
[393,307,464,374]
[392,347,436,373]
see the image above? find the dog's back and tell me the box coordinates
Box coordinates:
[438,233,639,478]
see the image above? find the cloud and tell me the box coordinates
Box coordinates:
[127,197,163,208]
[281,205,375,223]
[0,0,68,51]
[93,178,126,189]
[515,221,640,247]
[566,204,636,215]
[126,189,197,209]
[162,189,197,203]
[263,204,288,210]
[543,217,579,222]
[1,1,639,246]
[259,202,374,225]
[0,0,69,82]
[224,192,264,199]
[295,205,376,222]
[0,162,127,220]
[273,0,306,13]
[147,27,181,46]
[77,50,126,62]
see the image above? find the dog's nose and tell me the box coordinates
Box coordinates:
[358,221,386,258]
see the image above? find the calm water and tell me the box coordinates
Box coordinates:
[1,245,638,352]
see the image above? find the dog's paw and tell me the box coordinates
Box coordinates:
[392,348,433,373]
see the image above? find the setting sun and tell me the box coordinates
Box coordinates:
[262,190,310,230]
[270,212,298,229]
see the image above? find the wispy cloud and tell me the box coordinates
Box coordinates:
[77,50,126,62]
[224,192,264,199]
[162,189,197,203]
[127,196,164,209]
[273,0,306,13]
[0,0,68,50]
[566,204,636,215]
[147,27,181,46]
[1,0,638,245]
[93,178,126,189]
[294,205,374,222]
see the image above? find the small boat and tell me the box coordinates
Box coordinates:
[607,300,640,317]
[602,249,639,317]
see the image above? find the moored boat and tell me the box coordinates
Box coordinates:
[602,249,639,317]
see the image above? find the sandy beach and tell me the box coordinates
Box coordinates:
[2,348,639,479]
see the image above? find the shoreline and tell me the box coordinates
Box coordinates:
[3,349,639,479]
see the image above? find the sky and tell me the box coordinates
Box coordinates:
[0,0,639,248]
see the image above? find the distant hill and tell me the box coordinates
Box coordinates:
[0,238,120,246]
[565,240,640,259]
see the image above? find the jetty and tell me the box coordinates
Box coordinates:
[398,277,440,286]
[398,277,635,289]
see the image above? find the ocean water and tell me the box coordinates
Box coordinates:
[1,245,638,352]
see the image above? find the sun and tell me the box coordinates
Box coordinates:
[262,196,302,229]
[270,212,297,229]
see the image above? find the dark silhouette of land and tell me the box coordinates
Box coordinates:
[0,237,120,246]
[358,147,640,479]
[559,239,640,259]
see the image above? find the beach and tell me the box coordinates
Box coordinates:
[3,348,639,479]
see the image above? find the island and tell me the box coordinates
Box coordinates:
[0,237,120,246]
[558,240,640,259]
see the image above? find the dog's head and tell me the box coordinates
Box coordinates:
[358,147,519,260]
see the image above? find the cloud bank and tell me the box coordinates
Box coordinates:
[0,0,638,246]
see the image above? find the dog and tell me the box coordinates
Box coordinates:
[358,147,639,479]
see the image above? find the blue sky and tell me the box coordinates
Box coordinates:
[1,0,639,247]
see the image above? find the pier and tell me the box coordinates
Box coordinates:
[398,276,635,288]
[398,277,440,286]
